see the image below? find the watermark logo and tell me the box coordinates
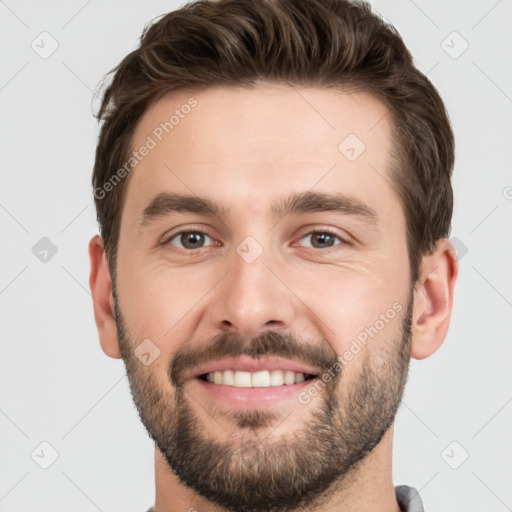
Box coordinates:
[441,31,469,60]
[31,441,59,469]
[338,134,366,162]
[441,441,469,469]
[31,31,59,59]
[449,236,468,261]
[134,339,161,366]
[32,237,58,263]
[236,236,264,264]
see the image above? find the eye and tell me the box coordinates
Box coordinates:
[297,229,348,250]
[165,230,217,250]
[163,228,349,252]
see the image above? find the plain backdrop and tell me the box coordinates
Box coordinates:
[1,1,511,511]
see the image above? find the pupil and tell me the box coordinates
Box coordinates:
[313,232,334,248]
[182,232,203,249]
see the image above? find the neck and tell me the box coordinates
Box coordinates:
[152,424,401,512]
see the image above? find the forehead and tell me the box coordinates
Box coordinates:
[123,84,398,223]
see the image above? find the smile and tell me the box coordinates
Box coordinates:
[198,369,317,387]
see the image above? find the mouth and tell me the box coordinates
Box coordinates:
[186,356,322,407]
[190,369,321,409]
[197,369,317,387]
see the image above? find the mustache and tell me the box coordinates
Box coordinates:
[169,330,340,387]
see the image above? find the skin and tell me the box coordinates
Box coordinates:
[89,84,458,512]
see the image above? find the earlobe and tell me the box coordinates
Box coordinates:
[88,235,122,359]
[411,238,459,360]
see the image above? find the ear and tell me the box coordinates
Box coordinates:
[88,235,122,359]
[411,238,459,360]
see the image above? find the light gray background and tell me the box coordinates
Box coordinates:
[1,1,511,511]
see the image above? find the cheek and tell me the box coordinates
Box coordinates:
[117,257,216,348]
[308,279,394,343]
[293,258,408,358]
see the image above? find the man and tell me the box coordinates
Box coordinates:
[88,0,458,511]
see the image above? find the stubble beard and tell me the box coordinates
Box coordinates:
[114,289,413,512]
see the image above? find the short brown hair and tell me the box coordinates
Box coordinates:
[92,0,454,285]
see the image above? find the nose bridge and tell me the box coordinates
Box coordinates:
[209,234,294,336]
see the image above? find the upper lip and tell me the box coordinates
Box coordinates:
[187,356,321,380]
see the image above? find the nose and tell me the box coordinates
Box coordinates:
[208,244,296,337]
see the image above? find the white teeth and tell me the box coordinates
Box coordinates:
[203,369,311,387]
[223,369,234,385]
[269,369,284,386]
[284,370,296,385]
[234,370,252,387]
[251,370,270,387]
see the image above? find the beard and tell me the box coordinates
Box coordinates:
[113,288,413,512]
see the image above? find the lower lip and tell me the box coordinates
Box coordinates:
[190,376,317,407]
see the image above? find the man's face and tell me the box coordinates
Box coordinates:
[114,85,414,512]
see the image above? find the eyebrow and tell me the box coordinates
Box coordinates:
[138,191,378,227]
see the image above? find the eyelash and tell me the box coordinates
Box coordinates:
[162,227,350,252]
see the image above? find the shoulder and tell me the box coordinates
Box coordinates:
[395,485,425,512]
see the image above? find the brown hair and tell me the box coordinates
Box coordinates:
[92,0,454,285]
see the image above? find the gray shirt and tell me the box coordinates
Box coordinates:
[145,484,424,512]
